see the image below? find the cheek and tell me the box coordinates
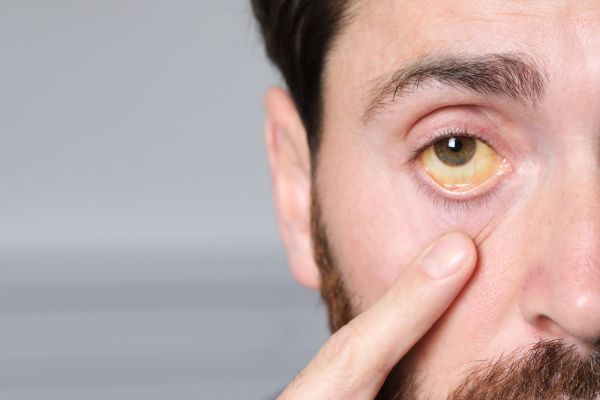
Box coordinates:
[317,144,419,306]
[325,180,431,307]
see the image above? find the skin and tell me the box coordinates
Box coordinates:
[264,1,600,398]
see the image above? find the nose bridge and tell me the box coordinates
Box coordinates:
[523,166,600,343]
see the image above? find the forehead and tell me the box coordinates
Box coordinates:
[333,0,600,67]
[322,1,600,127]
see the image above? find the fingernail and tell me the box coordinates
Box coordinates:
[421,233,471,279]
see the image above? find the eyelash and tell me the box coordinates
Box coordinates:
[407,127,494,163]
[405,127,502,214]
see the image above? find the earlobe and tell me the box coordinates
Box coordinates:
[264,87,320,290]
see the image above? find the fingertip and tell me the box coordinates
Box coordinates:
[447,231,478,269]
[420,231,477,280]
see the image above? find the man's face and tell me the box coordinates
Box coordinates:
[312,1,600,398]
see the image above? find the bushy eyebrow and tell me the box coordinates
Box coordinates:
[362,52,548,123]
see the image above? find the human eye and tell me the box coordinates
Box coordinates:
[407,126,513,212]
[418,134,502,192]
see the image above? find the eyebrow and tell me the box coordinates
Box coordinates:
[362,52,548,123]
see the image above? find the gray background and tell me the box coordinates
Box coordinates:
[0,1,329,399]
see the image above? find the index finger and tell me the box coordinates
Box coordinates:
[280,231,477,399]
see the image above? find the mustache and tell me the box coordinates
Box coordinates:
[448,339,600,400]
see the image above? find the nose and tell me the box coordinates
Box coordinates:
[520,176,600,346]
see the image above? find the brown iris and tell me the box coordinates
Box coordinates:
[434,137,476,166]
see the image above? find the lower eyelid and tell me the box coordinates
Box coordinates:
[410,157,512,214]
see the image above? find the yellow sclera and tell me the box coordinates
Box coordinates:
[418,137,501,192]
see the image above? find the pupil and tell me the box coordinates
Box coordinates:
[448,137,462,152]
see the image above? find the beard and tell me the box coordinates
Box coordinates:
[309,188,600,399]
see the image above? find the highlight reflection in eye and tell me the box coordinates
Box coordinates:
[418,136,502,192]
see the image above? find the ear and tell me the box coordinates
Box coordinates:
[264,87,320,290]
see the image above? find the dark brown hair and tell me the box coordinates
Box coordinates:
[251,0,350,154]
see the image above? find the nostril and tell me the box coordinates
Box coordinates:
[521,266,600,346]
[532,314,573,339]
[532,314,600,350]
[534,315,558,333]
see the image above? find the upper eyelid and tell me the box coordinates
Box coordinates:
[406,127,492,164]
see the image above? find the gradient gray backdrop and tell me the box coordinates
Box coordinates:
[0,1,328,399]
